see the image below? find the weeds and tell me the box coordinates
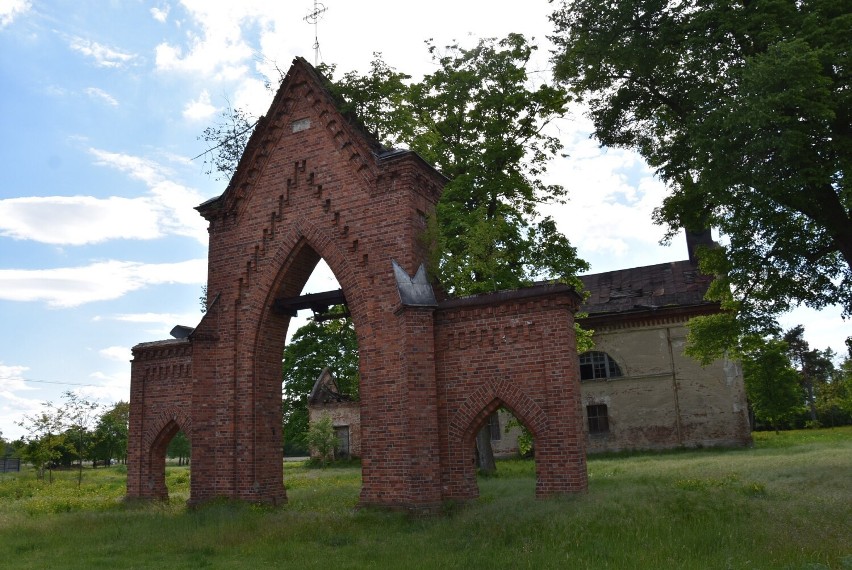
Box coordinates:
[0,427,849,569]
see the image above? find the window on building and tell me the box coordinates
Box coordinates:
[487,412,501,441]
[579,351,623,381]
[587,404,609,435]
[334,426,350,459]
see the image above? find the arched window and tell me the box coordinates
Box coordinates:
[579,351,623,381]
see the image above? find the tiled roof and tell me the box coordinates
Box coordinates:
[579,260,714,315]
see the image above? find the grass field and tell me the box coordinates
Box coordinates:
[1,428,850,569]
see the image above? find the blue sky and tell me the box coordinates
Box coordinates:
[1,0,848,440]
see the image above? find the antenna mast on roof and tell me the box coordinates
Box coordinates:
[304,1,328,66]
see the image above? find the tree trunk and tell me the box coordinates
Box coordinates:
[475,427,496,475]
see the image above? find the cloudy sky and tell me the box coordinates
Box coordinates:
[1,0,847,440]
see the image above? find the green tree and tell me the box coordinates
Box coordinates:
[320,36,588,295]
[16,402,64,482]
[817,352,852,426]
[61,391,99,487]
[306,413,338,463]
[742,338,805,433]
[167,430,191,466]
[551,0,851,356]
[281,310,358,456]
[91,401,129,466]
[196,100,257,181]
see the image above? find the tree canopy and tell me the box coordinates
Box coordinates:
[550,0,851,353]
[320,34,589,294]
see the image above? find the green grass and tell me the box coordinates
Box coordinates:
[1,428,850,569]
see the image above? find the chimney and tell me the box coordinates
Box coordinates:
[685,228,714,265]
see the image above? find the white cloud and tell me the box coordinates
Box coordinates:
[67,35,135,68]
[85,87,119,106]
[88,148,165,186]
[109,312,194,324]
[103,311,203,337]
[0,258,207,307]
[0,362,39,441]
[78,371,130,404]
[0,0,30,28]
[183,89,217,120]
[0,148,212,247]
[153,1,297,82]
[0,362,30,393]
[99,346,132,362]
[0,195,162,244]
[151,5,170,23]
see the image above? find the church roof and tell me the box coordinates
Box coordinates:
[579,259,714,316]
[308,367,354,405]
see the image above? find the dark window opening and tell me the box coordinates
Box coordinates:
[334,426,350,459]
[587,404,610,435]
[579,351,623,381]
[488,412,501,441]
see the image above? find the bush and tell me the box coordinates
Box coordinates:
[306,414,338,463]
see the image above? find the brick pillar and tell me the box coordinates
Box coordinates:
[126,358,145,498]
[398,305,442,510]
[359,306,442,511]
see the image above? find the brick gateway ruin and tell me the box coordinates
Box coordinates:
[127,58,588,511]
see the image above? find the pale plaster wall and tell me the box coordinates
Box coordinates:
[582,319,751,453]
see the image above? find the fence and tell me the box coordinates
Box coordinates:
[1,457,21,473]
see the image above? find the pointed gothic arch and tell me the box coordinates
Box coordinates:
[128,57,588,512]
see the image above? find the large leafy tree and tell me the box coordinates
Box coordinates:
[323,35,588,294]
[550,0,851,355]
[91,400,129,466]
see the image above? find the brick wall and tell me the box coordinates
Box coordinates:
[127,57,589,510]
[127,339,193,500]
[434,285,588,500]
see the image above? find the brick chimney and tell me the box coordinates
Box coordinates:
[685,228,715,265]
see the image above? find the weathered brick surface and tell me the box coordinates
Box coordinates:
[127,57,588,510]
[308,402,361,457]
[127,339,193,500]
[434,288,588,500]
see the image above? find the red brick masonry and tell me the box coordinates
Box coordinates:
[127,57,588,511]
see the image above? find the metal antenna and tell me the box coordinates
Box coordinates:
[304,1,328,66]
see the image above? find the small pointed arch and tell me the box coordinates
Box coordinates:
[578,351,623,381]
[448,381,549,451]
[140,407,192,501]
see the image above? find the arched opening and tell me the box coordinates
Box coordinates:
[252,237,364,504]
[147,419,191,502]
[281,259,360,464]
[464,399,539,497]
[165,429,191,501]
